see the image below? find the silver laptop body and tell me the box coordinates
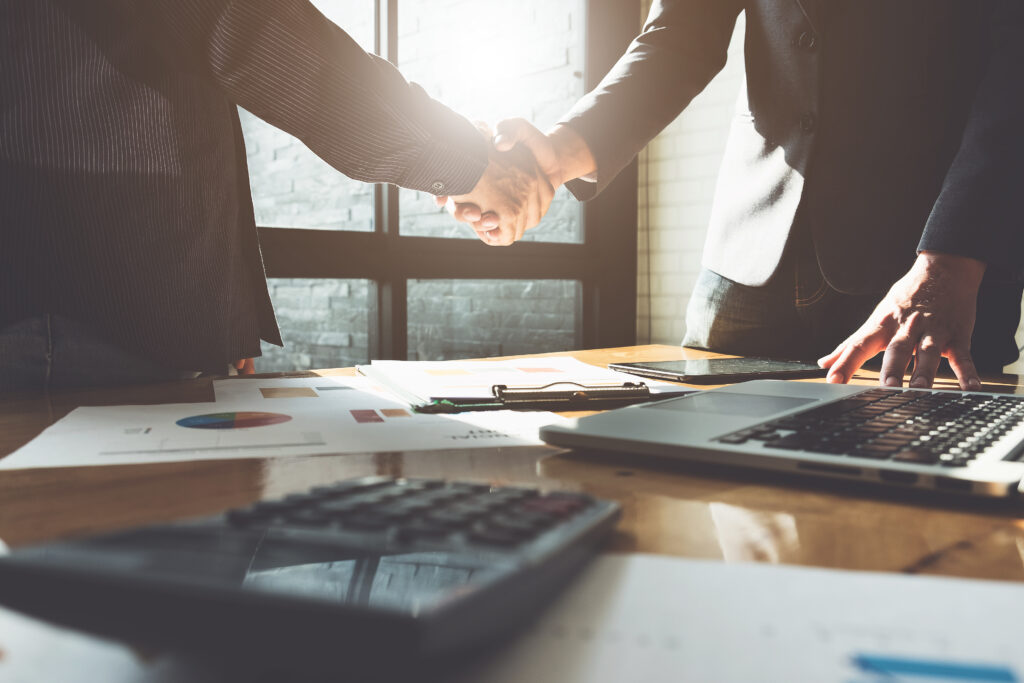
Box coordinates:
[540,380,1024,498]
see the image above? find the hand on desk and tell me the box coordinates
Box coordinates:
[437,119,596,245]
[818,251,986,390]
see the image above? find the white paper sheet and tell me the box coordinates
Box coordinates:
[0,376,565,470]
[0,607,220,683]
[455,555,1024,683]
[357,356,684,405]
[4,555,1024,682]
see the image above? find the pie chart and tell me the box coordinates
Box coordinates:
[176,412,292,430]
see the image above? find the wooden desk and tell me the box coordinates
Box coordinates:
[2,345,1023,583]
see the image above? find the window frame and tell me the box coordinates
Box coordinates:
[258,0,639,361]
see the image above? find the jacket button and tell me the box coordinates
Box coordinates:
[430,181,446,194]
[800,113,816,133]
[793,31,817,50]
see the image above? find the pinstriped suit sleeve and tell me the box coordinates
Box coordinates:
[559,0,744,199]
[918,0,1024,281]
[150,0,488,196]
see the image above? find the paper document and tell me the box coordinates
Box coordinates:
[455,554,1024,682]
[0,606,219,683]
[0,376,565,470]
[357,356,684,407]
[4,554,1024,682]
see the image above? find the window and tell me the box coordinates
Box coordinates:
[245,0,638,370]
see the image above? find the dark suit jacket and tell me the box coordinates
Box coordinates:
[0,0,487,370]
[563,0,1024,294]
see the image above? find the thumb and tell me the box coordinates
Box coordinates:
[493,118,542,152]
[494,118,560,188]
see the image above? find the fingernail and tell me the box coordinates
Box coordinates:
[816,357,827,368]
[967,378,981,391]
[827,372,844,384]
[909,378,928,388]
[493,134,509,148]
[884,376,899,387]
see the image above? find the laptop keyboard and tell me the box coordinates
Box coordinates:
[717,388,1024,467]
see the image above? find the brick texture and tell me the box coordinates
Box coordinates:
[636,4,746,345]
[243,0,584,370]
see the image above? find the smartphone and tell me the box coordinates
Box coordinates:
[608,357,827,384]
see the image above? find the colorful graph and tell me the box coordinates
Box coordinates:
[176,412,293,430]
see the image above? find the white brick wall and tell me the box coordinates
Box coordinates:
[636,6,746,345]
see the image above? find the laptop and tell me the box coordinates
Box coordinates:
[540,380,1024,498]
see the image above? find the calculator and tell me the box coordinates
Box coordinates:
[0,477,620,678]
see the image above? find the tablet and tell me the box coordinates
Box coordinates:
[607,357,828,384]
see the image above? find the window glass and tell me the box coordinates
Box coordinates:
[256,278,371,371]
[240,0,376,231]
[407,279,580,360]
[397,0,585,243]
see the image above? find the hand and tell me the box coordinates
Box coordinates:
[235,358,255,375]
[436,119,596,245]
[444,142,554,246]
[817,251,986,390]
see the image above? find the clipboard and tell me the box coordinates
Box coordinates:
[414,381,694,413]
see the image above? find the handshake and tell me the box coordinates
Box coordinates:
[436,119,596,246]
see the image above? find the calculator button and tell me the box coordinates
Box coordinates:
[427,510,474,527]
[519,498,583,517]
[488,516,543,536]
[318,499,366,516]
[283,509,332,527]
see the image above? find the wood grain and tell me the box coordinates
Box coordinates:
[1,345,1022,582]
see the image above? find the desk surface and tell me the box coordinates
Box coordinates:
[2,345,1023,583]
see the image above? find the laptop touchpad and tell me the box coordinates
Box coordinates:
[647,392,816,418]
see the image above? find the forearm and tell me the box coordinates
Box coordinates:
[151,0,487,194]
[557,0,743,198]
[918,0,1024,274]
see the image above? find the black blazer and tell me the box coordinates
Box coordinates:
[563,0,1024,294]
[0,0,487,370]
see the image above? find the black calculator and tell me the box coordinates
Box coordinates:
[0,477,620,678]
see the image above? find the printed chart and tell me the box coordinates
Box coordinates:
[0,377,564,470]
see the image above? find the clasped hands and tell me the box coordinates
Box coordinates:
[436,119,595,245]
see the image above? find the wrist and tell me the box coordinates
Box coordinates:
[546,124,597,188]
[917,250,986,287]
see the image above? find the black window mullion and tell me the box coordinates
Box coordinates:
[371,0,404,359]
[255,0,640,364]
[259,228,591,280]
[580,0,639,349]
